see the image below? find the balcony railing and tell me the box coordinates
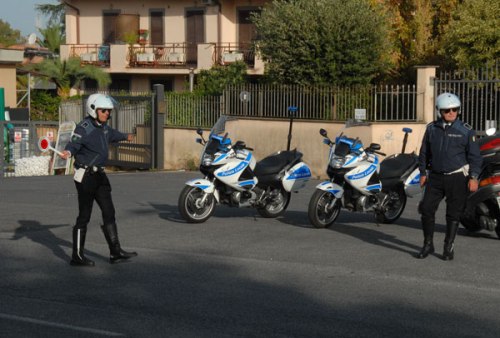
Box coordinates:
[216,43,255,68]
[65,42,260,71]
[127,43,192,68]
[70,44,110,67]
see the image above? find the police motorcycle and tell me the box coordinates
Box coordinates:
[308,119,422,228]
[178,114,312,223]
[460,127,500,238]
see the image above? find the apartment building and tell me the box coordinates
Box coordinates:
[60,0,268,92]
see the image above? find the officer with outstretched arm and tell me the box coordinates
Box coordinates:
[61,93,137,266]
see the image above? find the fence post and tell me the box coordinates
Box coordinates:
[153,84,165,170]
[415,66,438,123]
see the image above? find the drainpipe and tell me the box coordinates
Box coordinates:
[62,1,80,44]
[216,0,222,61]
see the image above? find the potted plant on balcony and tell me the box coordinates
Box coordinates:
[138,29,149,44]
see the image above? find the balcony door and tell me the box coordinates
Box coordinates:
[150,10,164,45]
[238,9,260,65]
[186,9,205,65]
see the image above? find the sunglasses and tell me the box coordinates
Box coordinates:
[98,109,112,113]
[442,108,458,113]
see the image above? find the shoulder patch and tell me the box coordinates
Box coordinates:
[80,121,90,128]
[463,122,472,130]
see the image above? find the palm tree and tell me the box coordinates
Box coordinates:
[24,57,111,98]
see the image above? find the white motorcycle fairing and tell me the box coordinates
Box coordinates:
[315,181,344,198]
[214,150,257,192]
[403,168,422,197]
[185,178,220,202]
[282,162,312,192]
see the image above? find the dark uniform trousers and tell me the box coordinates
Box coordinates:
[74,171,116,230]
[420,171,467,237]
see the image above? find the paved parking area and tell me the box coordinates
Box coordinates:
[1,171,499,337]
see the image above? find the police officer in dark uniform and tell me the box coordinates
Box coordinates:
[61,93,137,266]
[417,92,482,260]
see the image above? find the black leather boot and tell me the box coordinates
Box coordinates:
[416,237,434,259]
[443,221,459,261]
[101,223,137,264]
[70,228,95,266]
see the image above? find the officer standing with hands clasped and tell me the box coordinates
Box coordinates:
[417,92,482,261]
[61,93,138,266]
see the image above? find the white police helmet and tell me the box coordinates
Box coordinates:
[86,93,114,119]
[436,92,461,118]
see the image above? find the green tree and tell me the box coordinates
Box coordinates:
[195,61,247,95]
[252,0,393,85]
[0,19,24,46]
[38,24,64,54]
[440,0,500,69]
[24,57,111,99]
[36,3,66,32]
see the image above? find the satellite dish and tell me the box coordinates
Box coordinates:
[28,33,37,45]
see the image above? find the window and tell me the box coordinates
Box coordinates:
[150,10,164,45]
[103,10,120,44]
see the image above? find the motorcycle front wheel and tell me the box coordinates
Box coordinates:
[308,190,341,228]
[257,188,291,218]
[375,188,407,224]
[178,185,216,223]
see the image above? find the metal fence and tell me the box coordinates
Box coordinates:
[162,84,417,128]
[1,121,59,178]
[435,63,500,132]
[224,84,417,122]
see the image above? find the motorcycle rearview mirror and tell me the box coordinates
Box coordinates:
[369,143,381,151]
[486,128,496,136]
[196,138,203,145]
[196,128,203,136]
[319,128,328,137]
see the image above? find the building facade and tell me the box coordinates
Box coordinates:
[60,0,268,93]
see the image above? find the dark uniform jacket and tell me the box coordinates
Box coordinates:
[65,116,128,167]
[418,118,482,179]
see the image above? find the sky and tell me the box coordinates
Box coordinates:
[0,0,59,39]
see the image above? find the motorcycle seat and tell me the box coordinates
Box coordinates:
[379,153,418,179]
[254,150,302,176]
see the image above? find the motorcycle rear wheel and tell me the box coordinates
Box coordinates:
[375,188,407,224]
[257,188,291,218]
[178,186,216,223]
[308,190,341,228]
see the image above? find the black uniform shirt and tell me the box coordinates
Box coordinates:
[418,118,482,178]
[65,116,128,167]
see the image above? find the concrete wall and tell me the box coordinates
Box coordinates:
[163,119,427,179]
[0,66,18,108]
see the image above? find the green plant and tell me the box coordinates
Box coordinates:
[185,157,199,171]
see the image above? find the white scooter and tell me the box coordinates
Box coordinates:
[178,114,312,223]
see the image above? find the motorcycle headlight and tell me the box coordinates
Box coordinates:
[330,155,345,168]
[201,153,214,166]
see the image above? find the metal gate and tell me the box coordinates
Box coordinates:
[66,94,155,170]
[434,64,500,132]
[105,95,153,169]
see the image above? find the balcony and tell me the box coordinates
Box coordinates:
[61,42,264,74]
[69,44,110,67]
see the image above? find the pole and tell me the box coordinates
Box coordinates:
[287,106,297,151]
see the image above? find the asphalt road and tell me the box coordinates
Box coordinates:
[1,171,499,337]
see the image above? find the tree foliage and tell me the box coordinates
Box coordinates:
[252,0,393,85]
[440,0,500,69]
[38,24,64,54]
[0,19,24,46]
[30,90,61,121]
[195,61,247,95]
[24,57,111,99]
